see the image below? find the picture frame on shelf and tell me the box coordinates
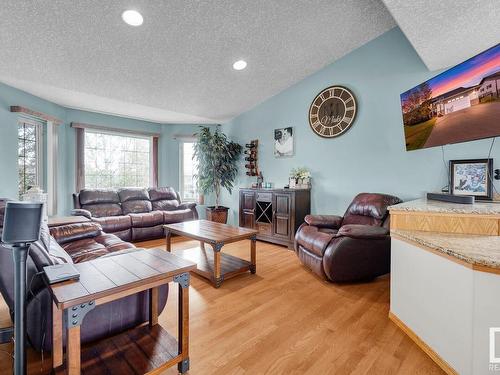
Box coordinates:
[449,158,493,200]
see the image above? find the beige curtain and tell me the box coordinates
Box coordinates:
[75,127,85,192]
[152,136,159,187]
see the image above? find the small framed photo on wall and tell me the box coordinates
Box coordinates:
[274,127,294,157]
[450,158,493,200]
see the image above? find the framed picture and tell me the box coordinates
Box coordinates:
[449,158,493,200]
[274,127,294,157]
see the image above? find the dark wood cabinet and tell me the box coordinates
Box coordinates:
[239,190,256,229]
[239,188,310,248]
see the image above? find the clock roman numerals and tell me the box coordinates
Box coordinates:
[309,86,357,138]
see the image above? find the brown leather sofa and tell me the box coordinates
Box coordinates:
[295,193,402,282]
[73,187,198,242]
[0,199,168,351]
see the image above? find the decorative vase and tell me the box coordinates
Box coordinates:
[289,177,296,188]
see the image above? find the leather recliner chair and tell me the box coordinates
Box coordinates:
[295,193,402,282]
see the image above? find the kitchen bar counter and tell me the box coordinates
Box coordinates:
[389,200,500,374]
[389,198,500,215]
[392,228,500,270]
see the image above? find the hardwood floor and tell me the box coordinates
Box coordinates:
[0,237,444,374]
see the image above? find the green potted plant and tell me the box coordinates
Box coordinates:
[193,126,242,223]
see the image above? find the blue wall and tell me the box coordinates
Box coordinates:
[222,27,500,224]
[0,83,207,214]
[2,27,498,219]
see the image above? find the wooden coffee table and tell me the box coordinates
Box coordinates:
[164,220,259,288]
[49,248,196,375]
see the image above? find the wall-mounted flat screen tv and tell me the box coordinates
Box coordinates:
[401,44,500,151]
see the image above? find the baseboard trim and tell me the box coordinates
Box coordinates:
[388,311,458,375]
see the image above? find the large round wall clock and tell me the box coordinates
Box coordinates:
[308,86,357,138]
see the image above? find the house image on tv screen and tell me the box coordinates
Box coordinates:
[400,43,500,151]
[431,71,500,116]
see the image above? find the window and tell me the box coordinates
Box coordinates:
[180,142,198,201]
[84,130,151,188]
[18,118,43,197]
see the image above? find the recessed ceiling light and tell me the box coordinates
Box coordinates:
[233,60,247,71]
[122,10,143,26]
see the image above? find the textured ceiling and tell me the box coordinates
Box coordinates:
[0,0,395,123]
[382,0,500,71]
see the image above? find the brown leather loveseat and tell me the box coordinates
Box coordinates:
[295,193,402,282]
[0,199,168,352]
[73,187,198,242]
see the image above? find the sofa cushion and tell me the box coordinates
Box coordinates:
[95,233,136,253]
[61,239,109,263]
[132,225,165,241]
[148,187,180,211]
[163,209,195,224]
[83,203,123,218]
[108,228,132,242]
[50,222,102,245]
[341,214,382,227]
[29,223,73,267]
[118,188,150,202]
[122,200,152,214]
[79,189,120,205]
[152,199,179,211]
[148,187,177,201]
[318,228,338,235]
[129,211,164,228]
[343,193,402,222]
[93,215,131,232]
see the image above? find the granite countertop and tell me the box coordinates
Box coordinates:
[389,198,500,215]
[392,229,500,269]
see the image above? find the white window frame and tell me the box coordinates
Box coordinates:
[84,129,153,189]
[17,116,44,197]
[179,140,198,202]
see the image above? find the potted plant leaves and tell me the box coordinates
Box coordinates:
[193,126,242,223]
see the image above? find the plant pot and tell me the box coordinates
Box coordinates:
[206,206,229,224]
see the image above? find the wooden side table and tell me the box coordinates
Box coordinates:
[49,248,195,375]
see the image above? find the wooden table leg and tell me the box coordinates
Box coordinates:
[67,326,81,375]
[250,236,257,274]
[149,287,159,327]
[166,230,172,252]
[213,248,222,288]
[52,302,63,368]
[200,241,205,251]
[177,277,190,374]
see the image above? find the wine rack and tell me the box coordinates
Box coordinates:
[244,140,259,177]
